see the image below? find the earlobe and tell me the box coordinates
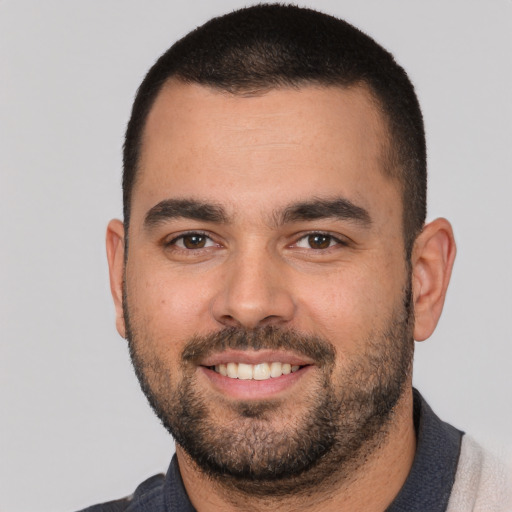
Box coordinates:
[106,219,126,339]
[411,218,456,341]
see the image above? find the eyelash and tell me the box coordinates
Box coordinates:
[164,231,348,252]
[165,231,217,250]
[293,232,348,250]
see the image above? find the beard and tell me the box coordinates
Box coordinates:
[124,282,414,496]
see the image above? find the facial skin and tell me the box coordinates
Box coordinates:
[107,82,456,511]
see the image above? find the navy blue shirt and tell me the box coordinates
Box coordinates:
[79,390,463,512]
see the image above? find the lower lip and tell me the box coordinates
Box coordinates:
[199,365,313,400]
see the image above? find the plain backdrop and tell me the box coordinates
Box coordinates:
[1,1,511,510]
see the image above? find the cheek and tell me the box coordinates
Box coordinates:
[125,256,216,342]
[294,263,405,351]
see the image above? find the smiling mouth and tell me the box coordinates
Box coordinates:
[207,362,306,380]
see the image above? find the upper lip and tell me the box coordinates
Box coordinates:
[199,350,316,367]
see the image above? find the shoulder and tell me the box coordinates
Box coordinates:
[447,435,512,512]
[76,473,165,512]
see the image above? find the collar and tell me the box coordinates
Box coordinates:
[385,389,463,511]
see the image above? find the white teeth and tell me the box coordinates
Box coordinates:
[237,363,253,380]
[227,362,238,378]
[253,363,271,380]
[212,361,304,380]
[270,362,283,378]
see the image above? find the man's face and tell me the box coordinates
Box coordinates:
[121,82,414,489]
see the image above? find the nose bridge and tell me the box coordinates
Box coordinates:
[211,239,295,329]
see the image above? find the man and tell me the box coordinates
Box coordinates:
[86,4,510,511]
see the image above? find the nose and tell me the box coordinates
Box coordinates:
[211,247,296,329]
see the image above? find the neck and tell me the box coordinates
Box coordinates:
[177,387,416,512]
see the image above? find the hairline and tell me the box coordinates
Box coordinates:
[123,77,417,260]
[127,77,407,240]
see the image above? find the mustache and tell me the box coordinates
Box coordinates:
[181,326,336,366]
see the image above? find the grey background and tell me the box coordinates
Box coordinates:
[1,1,511,510]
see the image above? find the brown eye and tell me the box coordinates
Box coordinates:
[307,234,332,249]
[166,232,219,254]
[182,234,207,249]
[169,233,214,250]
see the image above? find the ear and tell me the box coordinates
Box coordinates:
[106,219,126,338]
[411,218,456,341]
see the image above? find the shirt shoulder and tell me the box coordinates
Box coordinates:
[77,473,165,512]
[447,435,512,512]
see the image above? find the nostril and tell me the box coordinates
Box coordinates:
[260,315,285,327]
[218,314,243,328]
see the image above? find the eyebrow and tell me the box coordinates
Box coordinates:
[143,196,371,230]
[278,197,372,227]
[144,199,229,228]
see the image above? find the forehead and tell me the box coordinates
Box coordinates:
[133,81,398,226]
